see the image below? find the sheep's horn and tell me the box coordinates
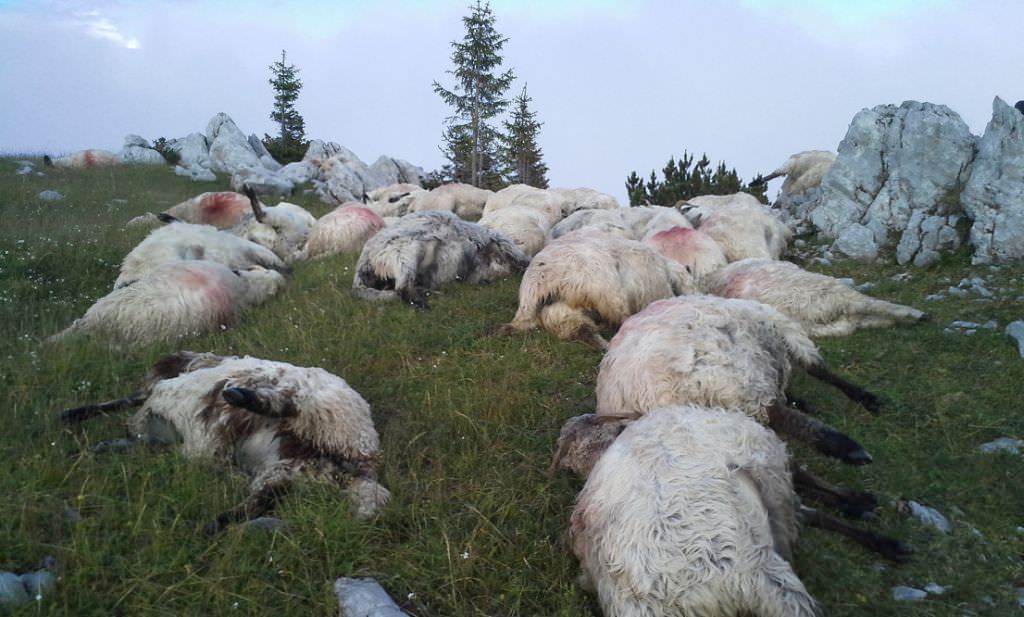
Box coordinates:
[388,192,411,203]
[156,213,180,224]
[243,185,265,222]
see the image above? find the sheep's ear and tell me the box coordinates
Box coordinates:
[222,387,296,418]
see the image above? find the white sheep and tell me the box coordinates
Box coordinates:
[595,294,879,463]
[48,261,286,348]
[482,184,565,226]
[760,150,836,197]
[548,209,635,241]
[51,149,121,169]
[681,193,793,261]
[407,183,493,220]
[642,225,728,282]
[563,405,820,617]
[60,351,389,533]
[477,204,552,257]
[618,205,692,238]
[549,187,619,218]
[366,182,422,203]
[114,222,290,288]
[700,258,928,336]
[353,210,530,308]
[367,188,427,219]
[492,230,697,349]
[299,204,386,260]
[160,191,255,229]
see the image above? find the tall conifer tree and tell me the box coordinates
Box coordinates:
[433,1,515,188]
[264,50,307,164]
[502,84,548,188]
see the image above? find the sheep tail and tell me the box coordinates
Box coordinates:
[61,391,147,425]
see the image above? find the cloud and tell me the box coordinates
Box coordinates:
[73,10,140,49]
[739,0,956,25]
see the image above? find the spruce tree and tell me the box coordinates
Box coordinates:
[263,50,307,164]
[502,84,548,188]
[433,1,515,188]
[625,150,767,205]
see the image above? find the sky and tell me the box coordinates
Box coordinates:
[1,0,1022,205]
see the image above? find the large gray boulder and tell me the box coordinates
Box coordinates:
[206,113,265,174]
[369,155,424,187]
[247,134,282,171]
[119,135,166,165]
[230,166,294,197]
[167,132,211,170]
[280,161,318,185]
[962,97,1024,264]
[791,101,976,264]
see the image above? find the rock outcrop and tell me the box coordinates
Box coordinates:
[961,97,1024,264]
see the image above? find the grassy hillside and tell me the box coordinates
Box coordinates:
[0,159,1021,616]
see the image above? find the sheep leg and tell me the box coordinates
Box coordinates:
[767,402,872,465]
[539,302,608,349]
[799,504,911,562]
[61,392,147,424]
[792,466,878,519]
[804,363,882,413]
[222,387,296,418]
[204,474,292,536]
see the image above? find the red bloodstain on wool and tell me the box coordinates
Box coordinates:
[198,192,248,228]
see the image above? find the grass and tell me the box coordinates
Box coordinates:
[0,158,1022,616]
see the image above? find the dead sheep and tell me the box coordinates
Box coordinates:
[759,150,836,197]
[135,187,316,262]
[482,184,566,226]
[554,406,910,617]
[621,205,693,238]
[594,294,881,464]
[48,261,286,348]
[353,210,530,308]
[642,225,728,282]
[681,193,793,261]
[701,258,928,336]
[549,187,619,218]
[60,351,389,533]
[114,221,290,289]
[298,204,386,260]
[366,182,422,203]
[478,204,552,257]
[492,229,697,349]
[548,209,636,241]
[562,406,821,617]
[407,183,494,220]
[51,149,121,169]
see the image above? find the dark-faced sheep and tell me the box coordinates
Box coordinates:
[353,210,530,308]
[701,258,928,336]
[48,261,285,348]
[114,222,290,289]
[61,352,389,533]
[595,294,881,464]
[493,229,697,349]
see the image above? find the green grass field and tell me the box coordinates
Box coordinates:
[0,159,1021,616]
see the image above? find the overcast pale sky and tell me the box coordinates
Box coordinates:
[1,0,1021,204]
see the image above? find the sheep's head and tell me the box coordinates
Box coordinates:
[551,414,632,477]
[234,266,287,306]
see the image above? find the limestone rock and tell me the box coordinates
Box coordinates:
[334,577,408,617]
[280,161,318,185]
[247,134,282,171]
[206,112,264,175]
[167,133,211,169]
[0,572,29,604]
[892,586,928,601]
[174,165,217,182]
[1006,320,1024,357]
[230,167,294,197]
[37,190,63,201]
[791,101,976,263]
[962,97,1024,264]
[119,134,166,165]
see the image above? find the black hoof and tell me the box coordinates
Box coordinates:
[222,387,260,411]
[856,391,883,414]
[875,536,913,563]
[843,448,874,466]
